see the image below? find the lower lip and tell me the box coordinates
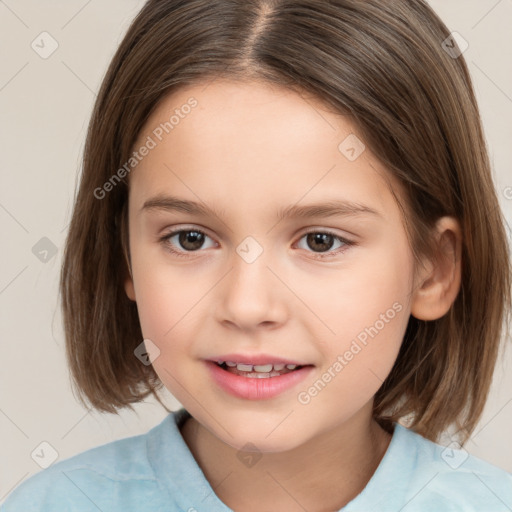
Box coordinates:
[205,361,314,400]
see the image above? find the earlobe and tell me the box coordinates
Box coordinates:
[410,217,462,321]
[123,256,136,301]
[125,277,136,301]
[120,225,135,301]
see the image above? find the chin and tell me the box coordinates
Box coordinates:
[212,418,307,453]
[229,434,300,454]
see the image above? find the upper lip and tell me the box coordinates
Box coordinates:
[208,353,312,366]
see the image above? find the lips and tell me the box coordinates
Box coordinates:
[209,353,313,379]
[205,358,315,400]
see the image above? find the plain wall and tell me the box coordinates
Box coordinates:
[1,0,511,502]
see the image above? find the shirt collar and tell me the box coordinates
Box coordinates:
[148,408,413,511]
[147,407,233,511]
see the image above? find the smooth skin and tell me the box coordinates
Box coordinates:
[124,79,462,511]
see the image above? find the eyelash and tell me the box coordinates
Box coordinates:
[159,227,356,260]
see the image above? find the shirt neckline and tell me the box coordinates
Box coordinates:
[147,408,413,511]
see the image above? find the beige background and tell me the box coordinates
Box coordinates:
[1,0,511,502]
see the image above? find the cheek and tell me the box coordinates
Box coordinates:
[130,256,212,374]
[133,280,176,341]
[130,247,202,339]
[301,304,408,421]
[299,240,413,343]
[300,240,412,397]
[134,279,201,400]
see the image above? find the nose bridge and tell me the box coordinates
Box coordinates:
[217,235,288,328]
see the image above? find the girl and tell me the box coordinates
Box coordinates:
[3,0,511,510]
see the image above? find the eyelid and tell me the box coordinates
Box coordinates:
[159,224,214,240]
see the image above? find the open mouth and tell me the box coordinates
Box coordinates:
[214,360,309,378]
[206,359,316,399]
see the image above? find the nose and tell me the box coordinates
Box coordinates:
[215,247,289,331]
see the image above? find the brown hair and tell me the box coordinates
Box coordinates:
[59,0,511,444]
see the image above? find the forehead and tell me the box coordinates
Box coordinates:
[128,79,402,222]
[135,79,347,157]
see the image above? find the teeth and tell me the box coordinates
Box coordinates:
[216,361,302,372]
[253,364,273,373]
[235,362,299,372]
[236,363,253,372]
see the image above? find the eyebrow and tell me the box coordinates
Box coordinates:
[140,194,382,221]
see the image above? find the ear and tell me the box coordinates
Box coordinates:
[122,243,136,301]
[410,216,462,321]
[119,209,136,302]
[125,275,136,301]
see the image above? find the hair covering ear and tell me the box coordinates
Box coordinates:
[117,200,133,280]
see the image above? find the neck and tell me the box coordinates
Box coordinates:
[180,404,392,512]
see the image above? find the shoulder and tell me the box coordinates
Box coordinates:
[0,423,169,512]
[396,424,512,511]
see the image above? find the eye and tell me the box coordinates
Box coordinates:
[159,227,355,259]
[159,228,216,257]
[295,230,355,258]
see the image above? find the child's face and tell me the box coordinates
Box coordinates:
[125,79,417,451]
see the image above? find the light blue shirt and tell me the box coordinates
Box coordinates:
[2,408,511,511]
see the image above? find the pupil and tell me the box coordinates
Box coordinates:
[307,233,334,252]
[179,231,204,250]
